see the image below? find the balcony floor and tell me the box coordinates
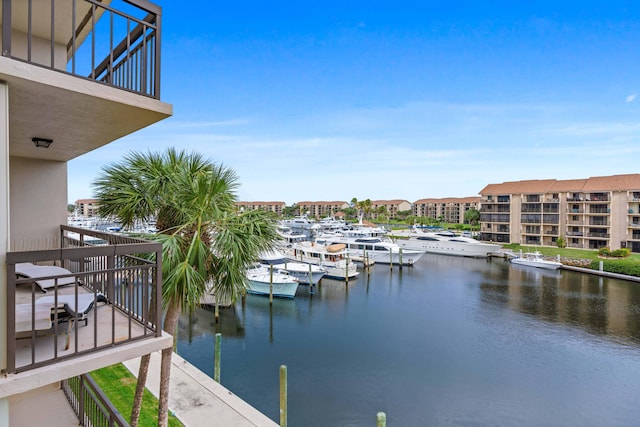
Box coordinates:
[15,286,157,371]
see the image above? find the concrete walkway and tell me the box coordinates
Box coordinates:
[124,352,279,427]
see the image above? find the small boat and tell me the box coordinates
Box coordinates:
[510,251,562,270]
[273,261,327,285]
[245,265,299,298]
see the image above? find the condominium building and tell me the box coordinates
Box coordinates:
[413,197,481,224]
[0,1,173,425]
[370,199,411,220]
[479,174,640,252]
[236,201,286,216]
[296,201,349,218]
[74,198,100,217]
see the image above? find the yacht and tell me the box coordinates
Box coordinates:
[387,227,500,258]
[283,241,359,280]
[315,233,425,266]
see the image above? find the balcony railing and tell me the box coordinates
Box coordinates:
[1,0,162,99]
[6,225,162,374]
[63,374,128,426]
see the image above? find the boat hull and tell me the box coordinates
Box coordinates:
[246,270,299,298]
[510,258,562,270]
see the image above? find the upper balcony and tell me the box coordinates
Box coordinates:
[0,0,171,162]
[2,225,171,398]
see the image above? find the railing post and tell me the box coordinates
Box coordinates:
[2,0,11,56]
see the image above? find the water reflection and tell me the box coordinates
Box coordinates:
[177,256,640,426]
[479,259,640,343]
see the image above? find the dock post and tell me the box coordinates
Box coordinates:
[270,265,274,304]
[389,249,393,271]
[346,254,350,284]
[280,365,288,427]
[214,333,221,383]
[214,300,219,324]
[376,412,386,427]
[399,248,403,270]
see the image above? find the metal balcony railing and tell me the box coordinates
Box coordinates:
[63,374,129,426]
[6,225,162,374]
[1,0,162,99]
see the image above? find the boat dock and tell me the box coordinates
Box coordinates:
[124,351,278,427]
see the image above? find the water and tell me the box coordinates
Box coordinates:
[176,255,640,426]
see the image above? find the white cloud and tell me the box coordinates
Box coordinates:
[626,94,637,103]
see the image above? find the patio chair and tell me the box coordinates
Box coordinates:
[15,262,79,293]
[15,292,107,350]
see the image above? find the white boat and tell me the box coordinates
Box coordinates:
[245,265,299,298]
[280,215,318,234]
[388,227,500,258]
[283,241,359,280]
[273,261,327,285]
[315,233,425,266]
[509,251,562,270]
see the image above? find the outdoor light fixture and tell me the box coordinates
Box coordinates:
[32,137,53,148]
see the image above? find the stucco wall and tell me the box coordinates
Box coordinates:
[9,156,68,250]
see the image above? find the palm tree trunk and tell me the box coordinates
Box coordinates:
[129,353,151,427]
[157,300,182,427]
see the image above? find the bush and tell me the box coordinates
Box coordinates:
[590,258,640,277]
[611,248,632,258]
[556,236,566,249]
[598,247,610,257]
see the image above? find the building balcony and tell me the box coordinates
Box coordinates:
[587,232,610,238]
[3,225,171,398]
[0,0,171,162]
[566,231,584,236]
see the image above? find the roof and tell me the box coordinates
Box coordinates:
[414,196,481,204]
[480,174,640,195]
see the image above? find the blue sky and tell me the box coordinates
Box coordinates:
[68,1,640,205]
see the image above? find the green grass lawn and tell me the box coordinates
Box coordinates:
[90,364,183,427]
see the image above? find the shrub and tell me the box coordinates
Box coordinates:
[598,247,610,257]
[611,248,632,258]
[556,236,566,249]
[589,258,640,277]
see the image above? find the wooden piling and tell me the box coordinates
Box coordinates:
[214,332,221,383]
[376,412,386,427]
[280,365,288,427]
[399,248,403,270]
[270,264,274,304]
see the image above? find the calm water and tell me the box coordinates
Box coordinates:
[176,255,640,426]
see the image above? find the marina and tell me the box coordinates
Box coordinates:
[177,254,640,426]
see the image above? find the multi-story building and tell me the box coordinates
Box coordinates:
[412,197,481,224]
[370,199,411,220]
[1,1,173,424]
[479,174,640,252]
[296,201,349,218]
[74,198,99,217]
[236,201,286,216]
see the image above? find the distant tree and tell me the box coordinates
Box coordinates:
[282,204,297,217]
[67,204,75,213]
[342,207,357,220]
[396,210,412,220]
[350,197,358,208]
[464,208,481,228]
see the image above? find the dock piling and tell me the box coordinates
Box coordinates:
[376,412,386,427]
[280,365,288,427]
[214,332,221,383]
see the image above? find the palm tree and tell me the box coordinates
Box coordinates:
[93,149,278,427]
